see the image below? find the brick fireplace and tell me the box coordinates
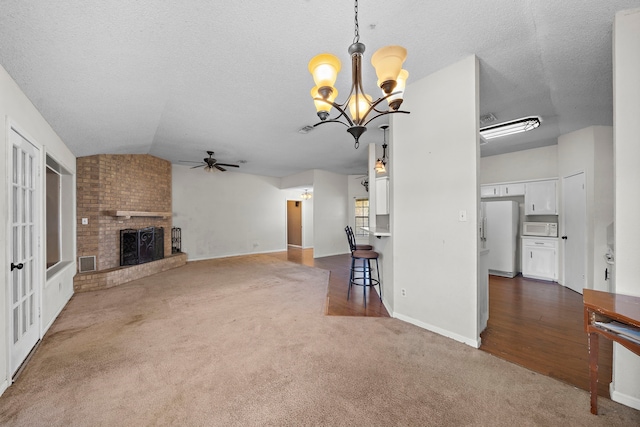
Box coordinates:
[74,154,186,292]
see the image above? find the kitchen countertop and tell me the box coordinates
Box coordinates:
[360,227,391,237]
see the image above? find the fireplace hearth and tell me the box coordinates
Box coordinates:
[120,227,164,266]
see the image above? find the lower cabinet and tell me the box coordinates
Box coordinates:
[521,237,558,281]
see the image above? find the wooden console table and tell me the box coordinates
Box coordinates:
[583,289,640,415]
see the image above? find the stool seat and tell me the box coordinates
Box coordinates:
[355,244,374,251]
[352,249,378,259]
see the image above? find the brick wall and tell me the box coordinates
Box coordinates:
[76,154,172,271]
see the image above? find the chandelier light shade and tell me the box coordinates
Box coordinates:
[308,0,410,148]
[301,189,312,200]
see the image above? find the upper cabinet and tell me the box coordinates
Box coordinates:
[376,176,390,215]
[480,182,525,198]
[525,179,557,215]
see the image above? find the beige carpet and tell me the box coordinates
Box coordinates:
[1,254,638,426]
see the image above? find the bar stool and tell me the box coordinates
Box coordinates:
[348,249,381,308]
[344,226,373,251]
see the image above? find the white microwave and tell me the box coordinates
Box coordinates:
[523,222,558,237]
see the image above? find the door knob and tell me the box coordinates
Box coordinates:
[561,236,568,240]
[11,262,24,271]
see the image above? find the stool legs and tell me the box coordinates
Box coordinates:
[348,255,382,309]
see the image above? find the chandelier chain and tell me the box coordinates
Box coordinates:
[353,0,360,44]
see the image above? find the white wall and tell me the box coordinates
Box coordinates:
[312,170,349,257]
[172,165,287,260]
[480,145,558,184]
[612,7,640,410]
[392,55,480,346]
[0,64,76,395]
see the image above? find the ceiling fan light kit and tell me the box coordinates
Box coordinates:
[181,151,241,173]
[308,0,410,148]
[480,116,541,140]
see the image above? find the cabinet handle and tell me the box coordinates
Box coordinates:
[532,203,535,212]
[530,251,533,259]
[506,187,509,194]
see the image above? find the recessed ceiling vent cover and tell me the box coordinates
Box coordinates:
[78,256,96,273]
[298,125,315,134]
[480,113,497,126]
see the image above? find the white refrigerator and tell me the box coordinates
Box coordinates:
[480,201,519,278]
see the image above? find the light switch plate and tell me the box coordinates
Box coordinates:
[458,210,467,222]
[81,218,88,225]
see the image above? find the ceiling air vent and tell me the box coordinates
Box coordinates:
[298,125,315,134]
[78,256,96,273]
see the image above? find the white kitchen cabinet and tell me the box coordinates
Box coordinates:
[481,185,500,198]
[375,176,389,215]
[525,180,557,215]
[481,182,525,198]
[500,182,525,197]
[521,237,558,281]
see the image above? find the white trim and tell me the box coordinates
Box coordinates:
[610,382,640,411]
[0,379,8,397]
[392,312,481,348]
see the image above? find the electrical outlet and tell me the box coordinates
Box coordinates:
[401,288,407,297]
[458,210,467,222]
[81,217,88,225]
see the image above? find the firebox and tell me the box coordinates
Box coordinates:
[120,227,164,266]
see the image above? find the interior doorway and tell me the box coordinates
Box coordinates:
[287,200,302,247]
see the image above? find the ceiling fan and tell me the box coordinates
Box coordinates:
[180,151,240,172]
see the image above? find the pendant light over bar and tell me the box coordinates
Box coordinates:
[308,0,410,148]
[479,116,541,140]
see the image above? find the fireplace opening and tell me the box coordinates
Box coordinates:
[120,227,164,266]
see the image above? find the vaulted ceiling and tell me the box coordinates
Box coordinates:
[1,1,637,177]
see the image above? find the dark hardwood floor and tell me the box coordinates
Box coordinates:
[480,274,613,398]
[268,247,389,317]
[270,248,610,397]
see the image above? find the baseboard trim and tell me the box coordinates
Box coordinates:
[0,379,8,398]
[187,249,285,262]
[393,312,481,348]
[610,382,640,411]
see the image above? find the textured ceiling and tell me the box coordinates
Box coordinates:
[1,1,638,177]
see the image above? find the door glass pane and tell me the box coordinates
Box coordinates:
[30,225,34,258]
[14,307,20,343]
[27,154,33,189]
[22,188,26,223]
[13,224,18,261]
[21,225,26,260]
[13,268,19,304]
[21,150,26,186]
[12,146,18,184]
[22,300,27,334]
[29,188,33,223]
[30,295,34,326]
[13,186,18,223]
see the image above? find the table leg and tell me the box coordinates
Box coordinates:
[588,332,599,415]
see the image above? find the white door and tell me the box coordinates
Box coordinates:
[562,172,586,294]
[8,127,41,376]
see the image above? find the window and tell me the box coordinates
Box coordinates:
[354,198,369,237]
[46,165,61,269]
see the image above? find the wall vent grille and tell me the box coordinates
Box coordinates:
[78,256,96,273]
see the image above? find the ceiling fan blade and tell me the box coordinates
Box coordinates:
[215,165,227,172]
[179,160,203,164]
[190,164,205,169]
[216,163,239,168]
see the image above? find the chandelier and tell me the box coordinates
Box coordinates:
[301,189,312,200]
[308,0,410,148]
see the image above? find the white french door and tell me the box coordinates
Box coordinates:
[8,126,41,376]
